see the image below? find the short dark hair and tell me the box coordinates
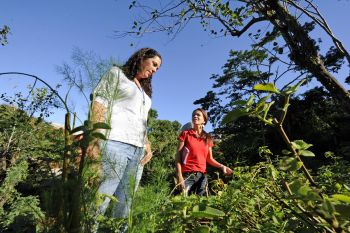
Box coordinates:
[122,48,162,98]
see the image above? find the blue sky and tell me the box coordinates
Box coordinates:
[1,0,350,131]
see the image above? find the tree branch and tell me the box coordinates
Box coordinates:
[287,0,350,65]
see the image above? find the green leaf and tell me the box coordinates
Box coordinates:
[289,180,304,194]
[290,160,303,171]
[192,205,225,218]
[254,95,272,114]
[324,151,335,159]
[101,193,118,203]
[70,125,85,135]
[246,94,255,107]
[256,94,272,106]
[254,101,266,113]
[332,194,350,204]
[280,157,302,171]
[263,101,274,120]
[171,196,189,208]
[84,120,93,129]
[282,149,291,155]
[193,225,210,233]
[289,181,321,201]
[254,83,280,94]
[281,79,306,95]
[269,166,279,180]
[221,108,249,125]
[282,103,290,112]
[180,9,186,17]
[231,100,248,106]
[300,150,315,157]
[286,79,306,95]
[343,184,350,191]
[306,190,322,201]
[291,140,313,150]
[91,132,107,140]
[318,198,335,219]
[92,122,111,130]
[297,185,312,196]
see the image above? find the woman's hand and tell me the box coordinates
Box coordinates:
[221,165,233,175]
[177,175,185,191]
[140,152,152,166]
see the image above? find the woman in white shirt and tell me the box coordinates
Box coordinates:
[92,48,162,222]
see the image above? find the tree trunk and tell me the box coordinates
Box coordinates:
[256,0,350,112]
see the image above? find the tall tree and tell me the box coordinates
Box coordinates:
[124,0,350,112]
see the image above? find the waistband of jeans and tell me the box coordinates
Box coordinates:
[182,171,205,176]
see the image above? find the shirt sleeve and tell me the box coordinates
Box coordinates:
[208,139,214,148]
[93,66,122,107]
[178,130,187,142]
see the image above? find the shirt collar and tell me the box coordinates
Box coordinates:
[187,129,199,137]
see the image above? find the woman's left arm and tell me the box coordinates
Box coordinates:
[141,136,153,166]
[206,147,233,175]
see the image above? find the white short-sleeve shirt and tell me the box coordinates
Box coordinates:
[94,66,151,147]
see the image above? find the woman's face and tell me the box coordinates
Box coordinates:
[192,110,206,126]
[135,56,162,80]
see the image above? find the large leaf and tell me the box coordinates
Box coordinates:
[332,194,350,204]
[221,108,249,125]
[91,132,107,140]
[299,150,315,157]
[70,125,86,135]
[231,100,248,106]
[254,95,272,114]
[92,122,111,130]
[191,205,225,218]
[291,140,313,150]
[282,79,306,95]
[254,83,280,94]
[263,101,274,120]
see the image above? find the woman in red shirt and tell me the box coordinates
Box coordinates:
[176,108,232,196]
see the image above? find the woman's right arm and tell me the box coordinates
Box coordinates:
[88,101,107,158]
[176,140,185,190]
[91,101,107,123]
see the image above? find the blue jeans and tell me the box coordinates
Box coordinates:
[98,140,144,218]
[183,172,208,196]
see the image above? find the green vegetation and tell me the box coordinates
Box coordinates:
[1,1,350,232]
[1,80,350,232]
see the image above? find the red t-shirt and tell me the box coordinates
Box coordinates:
[178,129,214,173]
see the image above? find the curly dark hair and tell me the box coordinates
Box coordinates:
[121,48,162,98]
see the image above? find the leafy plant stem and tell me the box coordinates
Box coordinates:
[284,181,340,233]
[266,187,323,232]
[272,118,316,186]
[0,72,70,113]
[279,94,290,124]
